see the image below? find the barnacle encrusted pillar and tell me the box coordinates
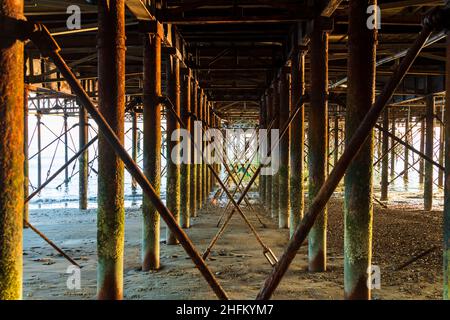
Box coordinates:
[278,68,290,229]
[166,50,181,245]
[290,50,305,238]
[424,93,435,211]
[97,0,126,299]
[344,0,377,300]
[180,68,191,228]
[308,19,329,272]
[142,29,162,271]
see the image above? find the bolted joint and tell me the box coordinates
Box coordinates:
[422,7,450,32]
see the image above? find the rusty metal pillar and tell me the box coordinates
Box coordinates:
[36,112,42,189]
[344,0,376,300]
[190,77,198,217]
[24,87,29,227]
[439,109,445,188]
[79,102,88,210]
[404,107,410,182]
[444,29,450,300]
[0,0,24,300]
[203,97,208,203]
[390,109,396,178]
[424,94,435,211]
[334,113,339,167]
[196,87,203,210]
[260,97,267,204]
[97,0,126,300]
[180,68,191,228]
[271,81,280,219]
[166,52,181,245]
[265,89,273,212]
[419,118,425,184]
[64,113,69,185]
[142,30,162,271]
[290,51,305,238]
[131,111,138,192]
[381,108,389,201]
[308,20,329,272]
[279,69,290,229]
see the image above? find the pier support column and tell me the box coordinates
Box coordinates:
[390,110,396,178]
[131,111,138,192]
[308,20,329,272]
[279,69,290,229]
[265,89,273,212]
[166,52,181,245]
[344,0,376,299]
[424,94,435,211]
[180,68,191,228]
[36,112,42,189]
[64,113,69,185]
[404,108,410,182]
[419,118,425,184]
[381,108,389,201]
[203,98,208,203]
[79,104,88,210]
[196,87,203,210]
[271,80,280,219]
[97,0,126,299]
[24,88,29,226]
[0,0,24,299]
[142,30,162,271]
[290,50,305,238]
[260,97,267,204]
[443,30,450,300]
[190,78,198,217]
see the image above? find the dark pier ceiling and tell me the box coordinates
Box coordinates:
[24,0,448,123]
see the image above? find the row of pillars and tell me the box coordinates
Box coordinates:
[0,0,220,300]
[258,1,376,299]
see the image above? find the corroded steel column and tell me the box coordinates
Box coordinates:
[36,112,42,189]
[381,108,389,201]
[196,87,203,210]
[419,118,425,184]
[278,69,290,229]
[390,110,396,178]
[260,97,267,204]
[308,21,328,272]
[97,0,126,300]
[180,68,191,228]
[79,103,88,210]
[344,0,376,300]
[265,89,273,211]
[290,51,305,238]
[64,113,69,185]
[203,98,208,202]
[24,88,29,227]
[271,81,280,219]
[444,31,450,300]
[424,94,435,211]
[131,111,138,192]
[0,0,24,299]
[142,31,162,271]
[190,78,198,217]
[166,53,181,245]
[404,108,410,182]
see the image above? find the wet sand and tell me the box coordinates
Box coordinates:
[23,192,443,300]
